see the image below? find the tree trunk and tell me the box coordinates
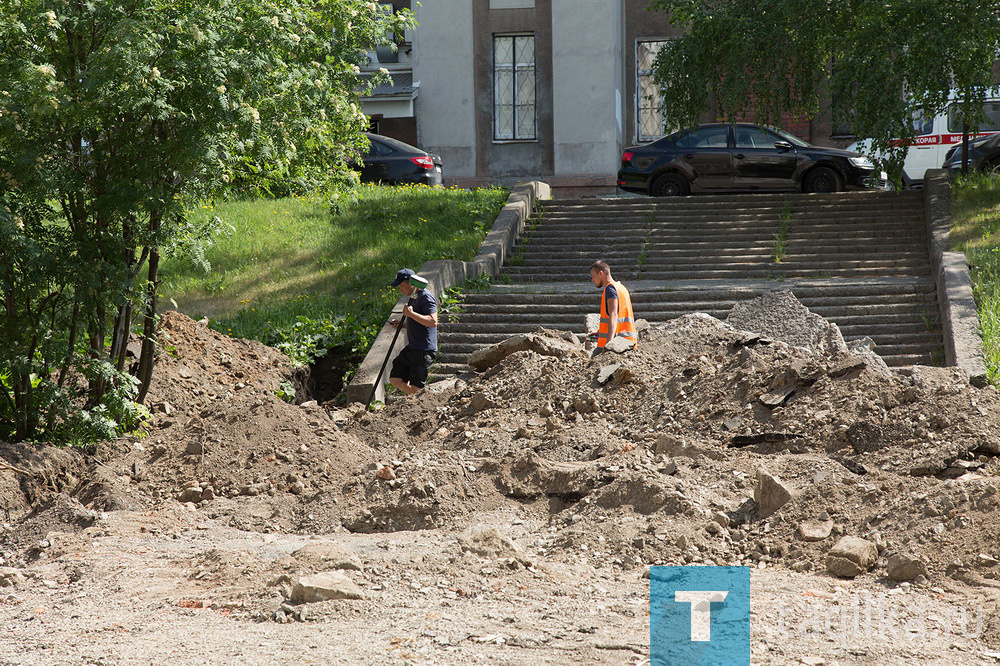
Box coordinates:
[962,120,970,176]
[114,303,133,374]
[135,244,160,405]
[108,302,129,374]
[58,298,81,388]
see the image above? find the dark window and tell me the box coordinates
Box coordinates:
[675,126,729,148]
[911,108,934,135]
[948,100,1000,133]
[367,140,395,157]
[734,127,780,149]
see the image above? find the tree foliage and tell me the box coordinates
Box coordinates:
[649,0,1000,174]
[0,0,413,443]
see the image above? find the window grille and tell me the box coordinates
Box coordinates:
[494,34,536,140]
[637,40,669,142]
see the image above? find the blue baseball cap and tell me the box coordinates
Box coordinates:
[390,268,416,286]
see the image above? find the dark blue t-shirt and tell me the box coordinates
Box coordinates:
[603,284,618,311]
[405,289,437,351]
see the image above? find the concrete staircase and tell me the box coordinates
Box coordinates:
[437,190,944,373]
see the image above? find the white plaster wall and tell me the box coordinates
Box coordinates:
[551,0,624,175]
[412,2,477,178]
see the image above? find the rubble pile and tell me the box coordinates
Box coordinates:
[353,291,1000,585]
[2,291,1000,659]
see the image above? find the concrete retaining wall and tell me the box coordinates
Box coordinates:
[924,169,989,386]
[345,180,551,404]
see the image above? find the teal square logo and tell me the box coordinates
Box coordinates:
[650,566,751,665]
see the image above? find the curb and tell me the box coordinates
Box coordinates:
[924,169,989,387]
[345,180,551,404]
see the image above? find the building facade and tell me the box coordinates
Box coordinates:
[371,1,842,195]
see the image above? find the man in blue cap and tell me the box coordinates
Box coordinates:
[387,268,437,395]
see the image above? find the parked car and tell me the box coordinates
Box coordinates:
[617,123,887,196]
[942,132,1000,175]
[846,90,1000,188]
[357,133,443,186]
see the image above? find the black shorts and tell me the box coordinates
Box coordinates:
[389,347,436,389]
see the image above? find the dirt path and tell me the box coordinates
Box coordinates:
[1,506,995,665]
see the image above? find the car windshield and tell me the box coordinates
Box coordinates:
[769,127,810,147]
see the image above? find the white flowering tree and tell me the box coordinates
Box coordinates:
[0,0,413,442]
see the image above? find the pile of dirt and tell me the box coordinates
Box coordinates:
[339,292,1000,588]
[3,294,1000,621]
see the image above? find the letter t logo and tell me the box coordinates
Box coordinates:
[674,591,729,641]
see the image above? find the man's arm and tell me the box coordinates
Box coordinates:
[402,304,438,328]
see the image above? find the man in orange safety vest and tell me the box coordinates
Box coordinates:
[587,260,636,354]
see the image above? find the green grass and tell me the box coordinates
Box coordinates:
[951,173,1000,383]
[160,183,509,365]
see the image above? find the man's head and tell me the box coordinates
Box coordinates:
[391,268,416,294]
[589,260,611,288]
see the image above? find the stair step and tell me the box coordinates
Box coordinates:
[424,190,946,374]
[457,290,939,306]
[514,256,930,268]
[503,269,933,280]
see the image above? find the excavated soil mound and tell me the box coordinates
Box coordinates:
[345,298,1000,590]
[3,297,1000,609]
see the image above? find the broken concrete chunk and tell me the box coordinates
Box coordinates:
[798,519,834,542]
[826,536,878,578]
[754,468,793,518]
[468,332,584,371]
[458,527,527,563]
[886,553,927,581]
[290,571,364,603]
[604,336,637,354]
[0,567,26,587]
[534,327,579,344]
[176,487,204,503]
[828,352,869,378]
[727,290,849,358]
[845,339,891,375]
[292,542,363,571]
[469,392,495,412]
[597,365,620,385]
[759,382,797,408]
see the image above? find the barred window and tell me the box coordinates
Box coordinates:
[494,34,536,141]
[637,40,669,143]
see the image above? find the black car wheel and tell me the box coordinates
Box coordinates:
[804,166,841,193]
[651,173,689,197]
[985,157,1000,175]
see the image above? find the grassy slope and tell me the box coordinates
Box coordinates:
[160,184,508,363]
[951,173,1000,383]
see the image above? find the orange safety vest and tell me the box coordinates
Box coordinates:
[597,280,636,348]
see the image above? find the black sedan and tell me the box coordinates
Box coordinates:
[943,133,1000,175]
[617,123,887,196]
[358,133,443,186]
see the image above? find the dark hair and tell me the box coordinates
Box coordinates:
[590,260,610,274]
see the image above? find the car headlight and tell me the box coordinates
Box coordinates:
[848,156,874,169]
